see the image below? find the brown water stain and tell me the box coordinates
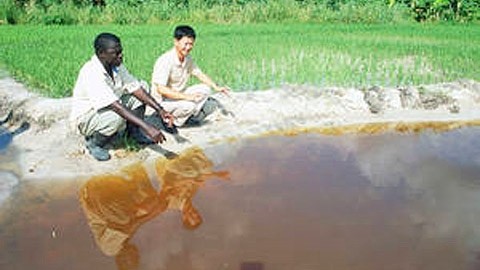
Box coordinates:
[215,119,480,145]
[274,119,480,136]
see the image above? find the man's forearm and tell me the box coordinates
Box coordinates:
[109,100,167,143]
[109,101,150,131]
[155,84,190,100]
[196,72,218,91]
[132,88,164,113]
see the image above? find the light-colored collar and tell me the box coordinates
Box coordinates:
[91,54,118,78]
[171,47,189,67]
[91,54,109,75]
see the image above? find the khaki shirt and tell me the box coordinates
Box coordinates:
[69,55,142,126]
[151,48,202,100]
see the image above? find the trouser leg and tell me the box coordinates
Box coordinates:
[126,105,155,145]
[85,131,113,161]
[77,93,146,159]
[161,84,216,127]
[78,93,145,137]
[186,97,219,125]
[78,108,125,137]
[160,100,196,127]
[77,109,123,161]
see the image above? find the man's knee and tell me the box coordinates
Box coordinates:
[196,84,212,95]
[91,110,125,136]
[108,114,126,132]
[186,84,211,96]
[171,101,196,116]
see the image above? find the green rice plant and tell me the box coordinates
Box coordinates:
[0,23,478,97]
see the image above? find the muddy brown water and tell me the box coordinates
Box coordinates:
[1,124,480,270]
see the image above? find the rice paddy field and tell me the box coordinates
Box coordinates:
[0,23,479,97]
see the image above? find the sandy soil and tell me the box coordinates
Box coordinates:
[0,72,479,188]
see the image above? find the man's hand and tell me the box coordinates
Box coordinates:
[144,125,166,144]
[158,109,174,128]
[215,86,231,97]
[194,72,231,97]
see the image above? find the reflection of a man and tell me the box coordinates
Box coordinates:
[156,147,230,230]
[79,146,229,269]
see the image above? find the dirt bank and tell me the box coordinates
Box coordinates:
[1,73,479,187]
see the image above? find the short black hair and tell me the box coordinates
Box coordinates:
[94,32,121,54]
[174,25,196,40]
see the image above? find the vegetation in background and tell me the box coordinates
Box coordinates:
[0,23,477,97]
[1,0,478,25]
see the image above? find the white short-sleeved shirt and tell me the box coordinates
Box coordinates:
[151,48,202,97]
[69,55,142,124]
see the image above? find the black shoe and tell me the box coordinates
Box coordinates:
[184,116,202,127]
[184,98,219,127]
[85,132,112,161]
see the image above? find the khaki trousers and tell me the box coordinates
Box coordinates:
[77,93,144,137]
[160,84,214,126]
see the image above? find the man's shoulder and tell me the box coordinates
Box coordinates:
[80,55,103,75]
[116,64,130,74]
[185,54,196,65]
[155,48,176,64]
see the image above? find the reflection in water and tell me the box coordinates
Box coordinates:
[1,126,480,270]
[79,165,161,269]
[155,147,230,230]
[79,146,229,269]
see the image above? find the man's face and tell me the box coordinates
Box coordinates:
[174,36,195,59]
[100,42,123,67]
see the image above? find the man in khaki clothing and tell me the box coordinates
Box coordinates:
[70,32,173,161]
[151,25,230,127]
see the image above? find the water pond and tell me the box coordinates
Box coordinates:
[1,125,480,270]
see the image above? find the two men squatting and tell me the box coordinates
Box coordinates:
[70,25,229,161]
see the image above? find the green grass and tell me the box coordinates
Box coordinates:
[0,23,479,97]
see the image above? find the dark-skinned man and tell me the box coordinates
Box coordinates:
[69,32,174,161]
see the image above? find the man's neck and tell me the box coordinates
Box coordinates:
[95,54,115,80]
[175,49,185,63]
[103,63,114,78]
[98,59,115,80]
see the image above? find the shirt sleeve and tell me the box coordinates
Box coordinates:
[152,56,170,87]
[118,65,142,94]
[190,59,202,77]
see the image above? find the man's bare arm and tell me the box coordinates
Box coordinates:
[132,88,163,112]
[154,83,204,102]
[194,72,230,95]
